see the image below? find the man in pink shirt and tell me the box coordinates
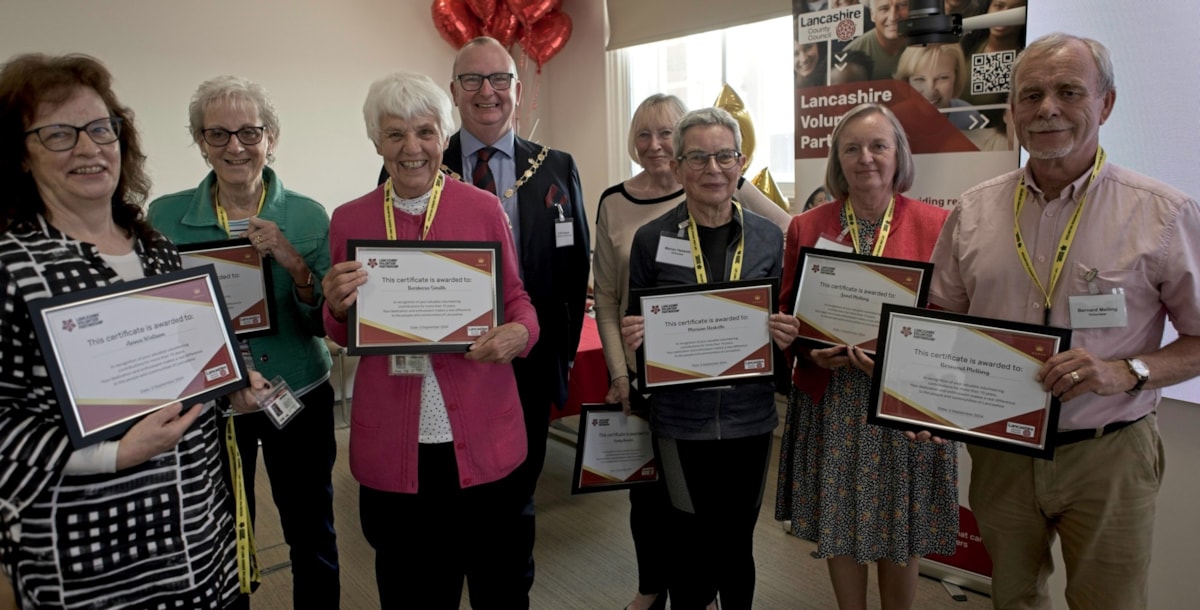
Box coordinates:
[929,33,1200,609]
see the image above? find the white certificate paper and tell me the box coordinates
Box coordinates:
[178,239,275,337]
[348,241,501,355]
[793,248,931,353]
[636,280,776,390]
[29,267,248,448]
[870,305,1070,458]
[571,405,658,494]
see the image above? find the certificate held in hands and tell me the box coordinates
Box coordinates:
[633,279,778,391]
[869,304,1071,459]
[792,247,932,353]
[28,267,249,448]
[347,240,503,356]
[177,238,276,337]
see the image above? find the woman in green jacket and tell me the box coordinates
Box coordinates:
[147,76,338,610]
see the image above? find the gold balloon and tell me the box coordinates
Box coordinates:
[713,84,755,172]
[749,167,789,213]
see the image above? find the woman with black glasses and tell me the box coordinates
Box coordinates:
[147,76,339,610]
[0,53,265,610]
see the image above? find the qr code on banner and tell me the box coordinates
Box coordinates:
[971,50,1017,96]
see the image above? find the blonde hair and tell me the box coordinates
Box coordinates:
[895,45,968,99]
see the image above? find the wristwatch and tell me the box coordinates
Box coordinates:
[1124,358,1150,395]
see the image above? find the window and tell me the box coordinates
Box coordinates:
[616,16,795,194]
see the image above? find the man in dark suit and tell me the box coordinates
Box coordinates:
[378,36,590,595]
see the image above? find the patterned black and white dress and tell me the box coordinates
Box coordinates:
[775,214,959,565]
[0,216,239,609]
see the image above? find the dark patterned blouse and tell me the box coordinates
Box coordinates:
[0,215,239,609]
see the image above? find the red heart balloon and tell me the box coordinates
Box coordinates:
[506,0,561,28]
[464,0,498,23]
[431,0,482,49]
[485,2,522,49]
[521,9,571,70]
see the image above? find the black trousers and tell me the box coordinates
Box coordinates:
[657,433,773,610]
[359,443,529,609]
[223,381,340,610]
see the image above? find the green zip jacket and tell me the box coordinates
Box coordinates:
[147,167,332,390]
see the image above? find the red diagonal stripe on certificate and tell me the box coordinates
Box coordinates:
[969,326,1057,364]
[970,409,1047,444]
[76,400,165,434]
[359,321,426,345]
[143,277,214,304]
[231,299,267,331]
[880,391,957,428]
[719,343,772,377]
[795,316,841,344]
[645,362,707,384]
[862,262,921,296]
[710,286,770,308]
[580,458,659,487]
[179,346,239,396]
[188,248,259,268]
[431,250,494,274]
[439,310,495,342]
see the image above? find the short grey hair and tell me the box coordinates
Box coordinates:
[628,94,687,165]
[452,36,519,81]
[825,103,914,201]
[672,107,742,160]
[363,72,455,146]
[1011,32,1115,96]
[189,75,280,162]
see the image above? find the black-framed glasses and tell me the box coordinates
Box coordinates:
[456,72,515,91]
[24,117,122,152]
[201,126,266,147]
[679,149,742,170]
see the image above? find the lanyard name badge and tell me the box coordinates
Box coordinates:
[1013,148,1106,326]
[383,174,446,375]
[656,219,694,268]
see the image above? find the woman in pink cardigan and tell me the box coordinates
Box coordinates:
[775,103,958,610]
[322,72,539,609]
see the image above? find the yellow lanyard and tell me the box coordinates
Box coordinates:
[384,173,445,241]
[844,195,895,256]
[225,417,260,592]
[214,185,267,237]
[687,202,745,283]
[1013,147,1106,324]
[215,183,266,592]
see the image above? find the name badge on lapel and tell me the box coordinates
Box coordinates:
[1068,293,1128,328]
[656,234,693,268]
[547,184,574,248]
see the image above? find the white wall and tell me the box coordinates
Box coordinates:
[1,1,456,209]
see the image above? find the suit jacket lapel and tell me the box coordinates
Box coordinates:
[444,133,464,176]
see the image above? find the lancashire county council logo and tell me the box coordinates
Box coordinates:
[811,264,820,273]
[836,19,857,41]
[900,326,912,337]
[650,305,661,315]
[367,258,378,268]
[62,319,75,332]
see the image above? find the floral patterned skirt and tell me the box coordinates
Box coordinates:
[775,368,959,564]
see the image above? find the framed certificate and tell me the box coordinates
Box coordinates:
[868,304,1072,459]
[791,247,932,354]
[632,278,778,391]
[177,239,276,337]
[347,240,503,355]
[28,266,249,448]
[571,404,659,494]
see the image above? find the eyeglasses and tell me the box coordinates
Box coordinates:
[201,126,266,147]
[456,72,515,91]
[24,117,122,152]
[679,149,742,170]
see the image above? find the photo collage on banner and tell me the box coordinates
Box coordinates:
[792,0,1029,590]
[793,0,1025,212]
